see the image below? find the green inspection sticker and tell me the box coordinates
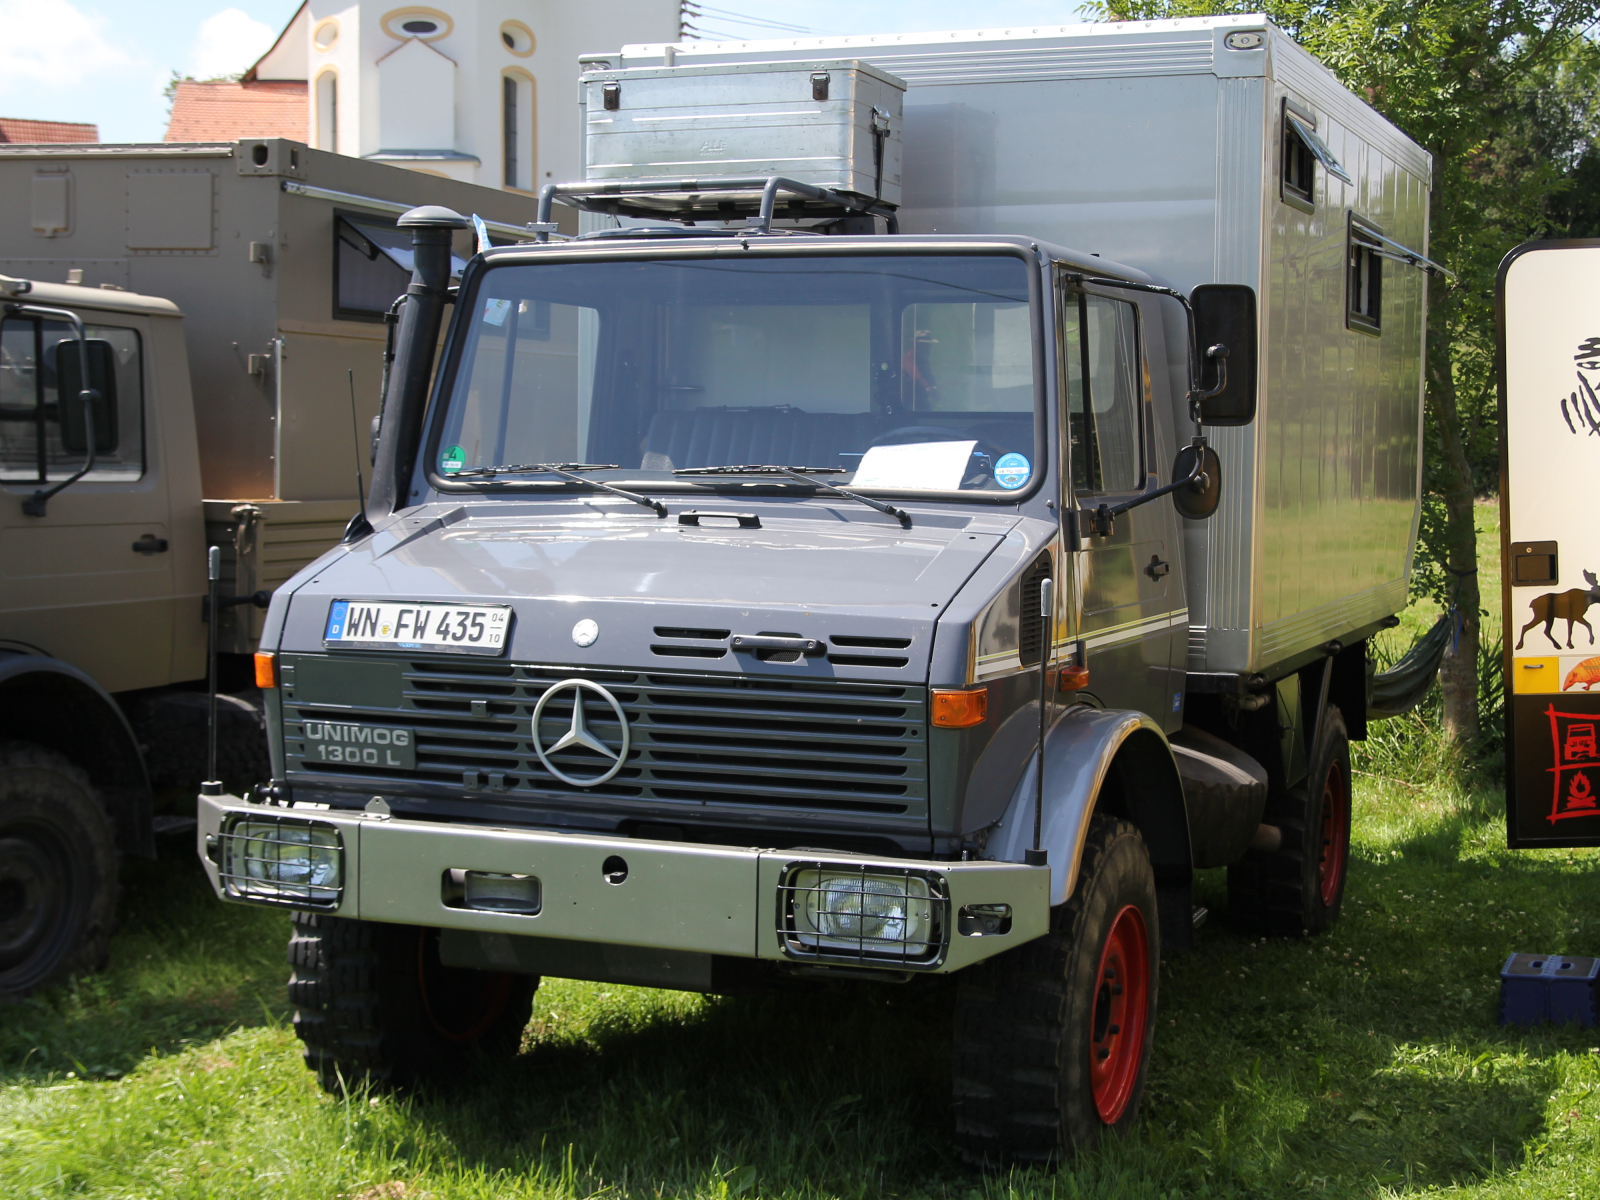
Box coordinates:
[440,445,465,474]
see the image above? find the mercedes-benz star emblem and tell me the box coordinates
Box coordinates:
[531,678,630,788]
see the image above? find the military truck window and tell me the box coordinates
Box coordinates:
[335,214,470,321]
[432,253,1039,496]
[1062,293,1142,495]
[0,319,143,482]
[1347,219,1383,334]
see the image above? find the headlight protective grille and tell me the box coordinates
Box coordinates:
[218,816,343,909]
[777,861,948,968]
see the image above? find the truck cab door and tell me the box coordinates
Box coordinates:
[1058,279,1181,724]
[0,312,174,694]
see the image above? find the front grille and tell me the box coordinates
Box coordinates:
[282,658,929,826]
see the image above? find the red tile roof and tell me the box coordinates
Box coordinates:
[0,118,99,144]
[164,80,307,143]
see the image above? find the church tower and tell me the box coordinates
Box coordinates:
[246,1,682,191]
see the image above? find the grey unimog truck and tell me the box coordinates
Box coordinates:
[0,139,539,997]
[196,16,1437,1162]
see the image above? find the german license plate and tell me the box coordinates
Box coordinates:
[324,600,511,655]
[302,721,416,770]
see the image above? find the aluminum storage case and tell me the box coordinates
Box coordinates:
[582,60,904,210]
[587,16,1432,678]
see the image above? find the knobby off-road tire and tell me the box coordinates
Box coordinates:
[287,913,538,1092]
[952,816,1160,1166]
[0,742,118,998]
[1227,705,1352,937]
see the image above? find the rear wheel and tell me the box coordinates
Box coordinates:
[287,913,537,1092]
[1228,705,1352,936]
[952,816,1159,1165]
[0,743,118,998]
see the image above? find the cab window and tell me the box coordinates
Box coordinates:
[0,318,144,482]
[1061,292,1142,495]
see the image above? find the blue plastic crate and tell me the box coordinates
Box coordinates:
[1499,953,1599,1027]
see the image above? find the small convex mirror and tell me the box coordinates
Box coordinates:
[1171,441,1222,520]
[53,337,118,454]
[1191,283,1257,425]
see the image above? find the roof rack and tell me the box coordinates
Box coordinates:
[533,175,898,242]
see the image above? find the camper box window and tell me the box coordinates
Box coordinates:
[334,213,472,322]
[1281,102,1353,212]
[1347,217,1383,334]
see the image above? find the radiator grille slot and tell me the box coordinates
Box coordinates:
[282,659,928,826]
[1017,551,1054,668]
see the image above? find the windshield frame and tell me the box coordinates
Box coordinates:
[415,240,1049,507]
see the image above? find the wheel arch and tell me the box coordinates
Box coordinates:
[989,706,1192,908]
[0,652,153,856]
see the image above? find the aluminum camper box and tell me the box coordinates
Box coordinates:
[587,14,1433,682]
[0,138,543,651]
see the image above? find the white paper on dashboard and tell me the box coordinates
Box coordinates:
[850,441,977,491]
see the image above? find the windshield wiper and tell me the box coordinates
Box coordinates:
[451,463,666,517]
[675,464,911,529]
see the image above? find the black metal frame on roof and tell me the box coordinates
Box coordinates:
[533,175,900,240]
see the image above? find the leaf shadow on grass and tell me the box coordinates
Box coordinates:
[0,840,290,1085]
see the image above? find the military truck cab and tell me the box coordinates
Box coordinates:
[198,17,1432,1163]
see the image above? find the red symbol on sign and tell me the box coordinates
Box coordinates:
[1544,705,1600,822]
[1566,724,1599,759]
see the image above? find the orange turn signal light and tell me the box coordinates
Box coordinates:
[254,652,277,689]
[1058,666,1090,692]
[932,687,989,728]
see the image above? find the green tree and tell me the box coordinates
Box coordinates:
[1089,0,1600,745]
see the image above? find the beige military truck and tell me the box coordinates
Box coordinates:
[0,139,542,995]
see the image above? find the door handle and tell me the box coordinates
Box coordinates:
[1144,555,1169,581]
[132,534,169,555]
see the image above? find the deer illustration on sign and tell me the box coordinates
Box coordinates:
[1517,570,1600,650]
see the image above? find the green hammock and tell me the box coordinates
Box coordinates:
[1367,613,1452,720]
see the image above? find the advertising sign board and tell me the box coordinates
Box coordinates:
[1500,240,1600,847]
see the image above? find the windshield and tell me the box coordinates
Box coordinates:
[430,252,1040,497]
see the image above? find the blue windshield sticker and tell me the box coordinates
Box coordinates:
[993,452,1031,490]
[483,298,511,327]
[325,600,350,640]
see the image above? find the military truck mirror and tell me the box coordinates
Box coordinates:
[1191,284,1258,426]
[54,338,118,454]
[1171,440,1222,519]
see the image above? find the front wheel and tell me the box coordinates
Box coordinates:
[287,913,538,1092]
[952,816,1159,1165]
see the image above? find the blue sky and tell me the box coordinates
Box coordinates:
[0,1,1101,143]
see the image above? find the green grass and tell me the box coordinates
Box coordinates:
[4,504,1599,1199]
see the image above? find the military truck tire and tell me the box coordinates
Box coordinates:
[1227,705,1351,937]
[0,742,119,999]
[287,913,537,1092]
[951,816,1159,1166]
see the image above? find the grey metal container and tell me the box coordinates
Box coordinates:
[582,59,904,208]
[585,15,1432,677]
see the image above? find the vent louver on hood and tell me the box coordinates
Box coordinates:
[1017,551,1054,667]
[828,634,913,668]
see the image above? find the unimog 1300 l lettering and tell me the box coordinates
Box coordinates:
[196,16,1437,1162]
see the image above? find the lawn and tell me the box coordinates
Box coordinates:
[2,507,1597,1199]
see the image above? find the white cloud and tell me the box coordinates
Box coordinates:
[188,7,276,80]
[0,0,129,86]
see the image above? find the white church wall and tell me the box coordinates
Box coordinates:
[267,1,680,191]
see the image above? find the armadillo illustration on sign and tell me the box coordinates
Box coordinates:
[1565,657,1600,690]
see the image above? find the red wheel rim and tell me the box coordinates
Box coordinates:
[1317,760,1349,908]
[1089,903,1150,1124]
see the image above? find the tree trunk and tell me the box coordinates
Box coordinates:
[1426,314,1481,745]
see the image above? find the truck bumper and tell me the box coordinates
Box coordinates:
[196,794,1049,975]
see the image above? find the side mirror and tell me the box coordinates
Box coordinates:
[1190,283,1257,425]
[54,338,119,454]
[1170,441,1222,520]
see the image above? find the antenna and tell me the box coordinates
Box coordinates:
[348,369,366,512]
[1027,575,1053,867]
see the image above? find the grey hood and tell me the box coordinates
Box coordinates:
[278,498,1019,682]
